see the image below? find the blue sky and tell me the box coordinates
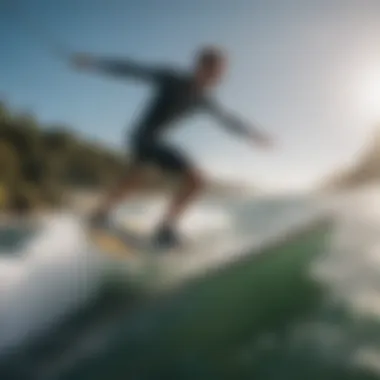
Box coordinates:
[2,0,380,191]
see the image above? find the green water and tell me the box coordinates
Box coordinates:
[62,219,373,380]
[2,217,380,380]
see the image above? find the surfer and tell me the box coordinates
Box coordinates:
[71,46,273,248]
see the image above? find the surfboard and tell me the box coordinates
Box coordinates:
[87,221,149,257]
[87,219,193,260]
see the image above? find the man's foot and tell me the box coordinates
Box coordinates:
[153,225,181,250]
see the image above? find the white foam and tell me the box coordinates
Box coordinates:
[0,195,331,357]
[0,214,102,355]
[313,188,380,321]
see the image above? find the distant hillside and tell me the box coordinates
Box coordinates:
[0,100,130,213]
[322,129,380,190]
[0,100,255,214]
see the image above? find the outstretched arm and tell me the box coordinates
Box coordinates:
[205,99,273,148]
[70,53,169,83]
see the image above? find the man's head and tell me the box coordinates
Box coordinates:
[194,46,226,88]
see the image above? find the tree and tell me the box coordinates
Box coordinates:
[0,101,11,124]
[0,140,21,209]
[0,99,127,213]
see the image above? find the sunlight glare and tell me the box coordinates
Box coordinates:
[357,67,380,122]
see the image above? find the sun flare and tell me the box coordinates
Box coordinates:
[356,68,380,122]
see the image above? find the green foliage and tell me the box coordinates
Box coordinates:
[0,101,12,124]
[0,140,20,184]
[0,100,126,213]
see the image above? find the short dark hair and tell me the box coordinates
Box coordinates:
[196,46,225,67]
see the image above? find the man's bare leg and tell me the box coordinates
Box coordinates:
[90,165,143,223]
[155,170,203,243]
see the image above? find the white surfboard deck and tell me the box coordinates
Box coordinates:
[87,222,152,257]
[87,220,208,258]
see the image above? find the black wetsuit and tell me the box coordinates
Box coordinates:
[93,58,251,174]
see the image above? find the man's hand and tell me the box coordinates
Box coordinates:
[71,53,96,70]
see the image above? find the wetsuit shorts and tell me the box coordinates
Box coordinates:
[130,137,192,175]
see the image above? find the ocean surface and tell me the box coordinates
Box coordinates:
[1,189,380,379]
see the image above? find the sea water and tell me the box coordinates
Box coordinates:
[1,189,380,378]
[0,194,320,354]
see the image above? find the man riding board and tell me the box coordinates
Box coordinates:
[71,46,273,248]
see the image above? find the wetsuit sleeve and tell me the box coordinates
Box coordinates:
[90,58,171,83]
[204,99,254,139]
